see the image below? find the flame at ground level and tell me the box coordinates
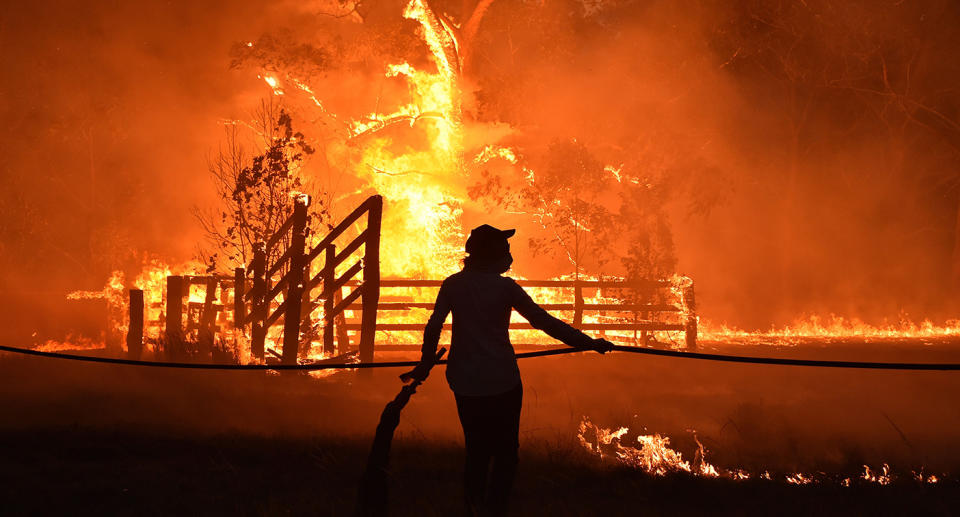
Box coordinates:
[700,315,960,346]
[577,417,943,486]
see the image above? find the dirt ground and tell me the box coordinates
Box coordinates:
[1,341,959,515]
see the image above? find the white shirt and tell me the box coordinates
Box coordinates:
[422,268,594,396]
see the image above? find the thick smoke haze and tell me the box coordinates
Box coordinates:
[2,0,960,336]
[0,1,275,284]
[463,0,960,327]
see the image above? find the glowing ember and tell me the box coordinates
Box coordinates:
[862,464,893,485]
[913,470,939,484]
[786,472,814,485]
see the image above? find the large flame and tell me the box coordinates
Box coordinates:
[344,0,464,278]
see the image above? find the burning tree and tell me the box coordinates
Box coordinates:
[470,140,616,277]
[194,101,330,272]
[469,139,678,280]
[206,0,712,281]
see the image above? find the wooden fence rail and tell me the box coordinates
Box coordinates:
[234,194,383,365]
[128,194,696,364]
[331,278,697,349]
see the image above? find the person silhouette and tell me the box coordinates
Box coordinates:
[401,224,613,516]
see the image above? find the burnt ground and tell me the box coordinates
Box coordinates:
[1,341,960,515]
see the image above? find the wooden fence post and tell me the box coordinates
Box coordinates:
[334,287,350,354]
[251,245,267,361]
[359,196,383,369]
[127,289,144,360]
[281,196,309,364]
[301,259,313,343]
[640,289,649,345]
[323,244,336,356]
[684,284,697,350]
[164,276,184,360]
[573,280,584,329]
[198,277,218,361]
[596,275,606,339]
[233,268,246,333]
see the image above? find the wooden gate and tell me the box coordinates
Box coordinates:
[125,195,382,364]
[236,194,383,364]
[128,194,697,363]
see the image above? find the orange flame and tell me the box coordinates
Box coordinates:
[701,315,960,346]
[578,417,943,486]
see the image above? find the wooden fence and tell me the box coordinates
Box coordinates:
[332,278,696,350]
[125,194,697,364]
[234,194,383,364]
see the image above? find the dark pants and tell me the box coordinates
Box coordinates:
[454,383,523,517]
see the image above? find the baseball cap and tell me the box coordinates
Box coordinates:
[465,224,515,255]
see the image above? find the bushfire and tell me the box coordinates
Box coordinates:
[4,0,960,513]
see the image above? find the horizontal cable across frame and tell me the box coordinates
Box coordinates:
[343,278,675,288]
[4,343,960,371]
[372,343,638,352]
[343,323,687,331]
[345,302,681,312]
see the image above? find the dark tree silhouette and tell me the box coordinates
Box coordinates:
[194,101,330,272]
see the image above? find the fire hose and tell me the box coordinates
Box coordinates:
[357,347,447,516]
[1,343,960,371]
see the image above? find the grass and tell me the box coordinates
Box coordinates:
[2,345,960,515]
[1,428,959,516]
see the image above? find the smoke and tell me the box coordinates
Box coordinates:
[0,1,317,286]
[5,1,960,491]
[3,0,960,338]
[461,0,960,327]
[0,1,287,341]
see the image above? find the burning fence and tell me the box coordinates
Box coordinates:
[63,244,960,362]
[62,229,960,363]
[65,191,698,365]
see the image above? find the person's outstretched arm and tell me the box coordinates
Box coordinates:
[401,281,452,382]
[510,280,612,353]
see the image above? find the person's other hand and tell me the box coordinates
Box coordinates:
[399,369,416,384]
[592,338,614,354]
[399,364,429,383]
